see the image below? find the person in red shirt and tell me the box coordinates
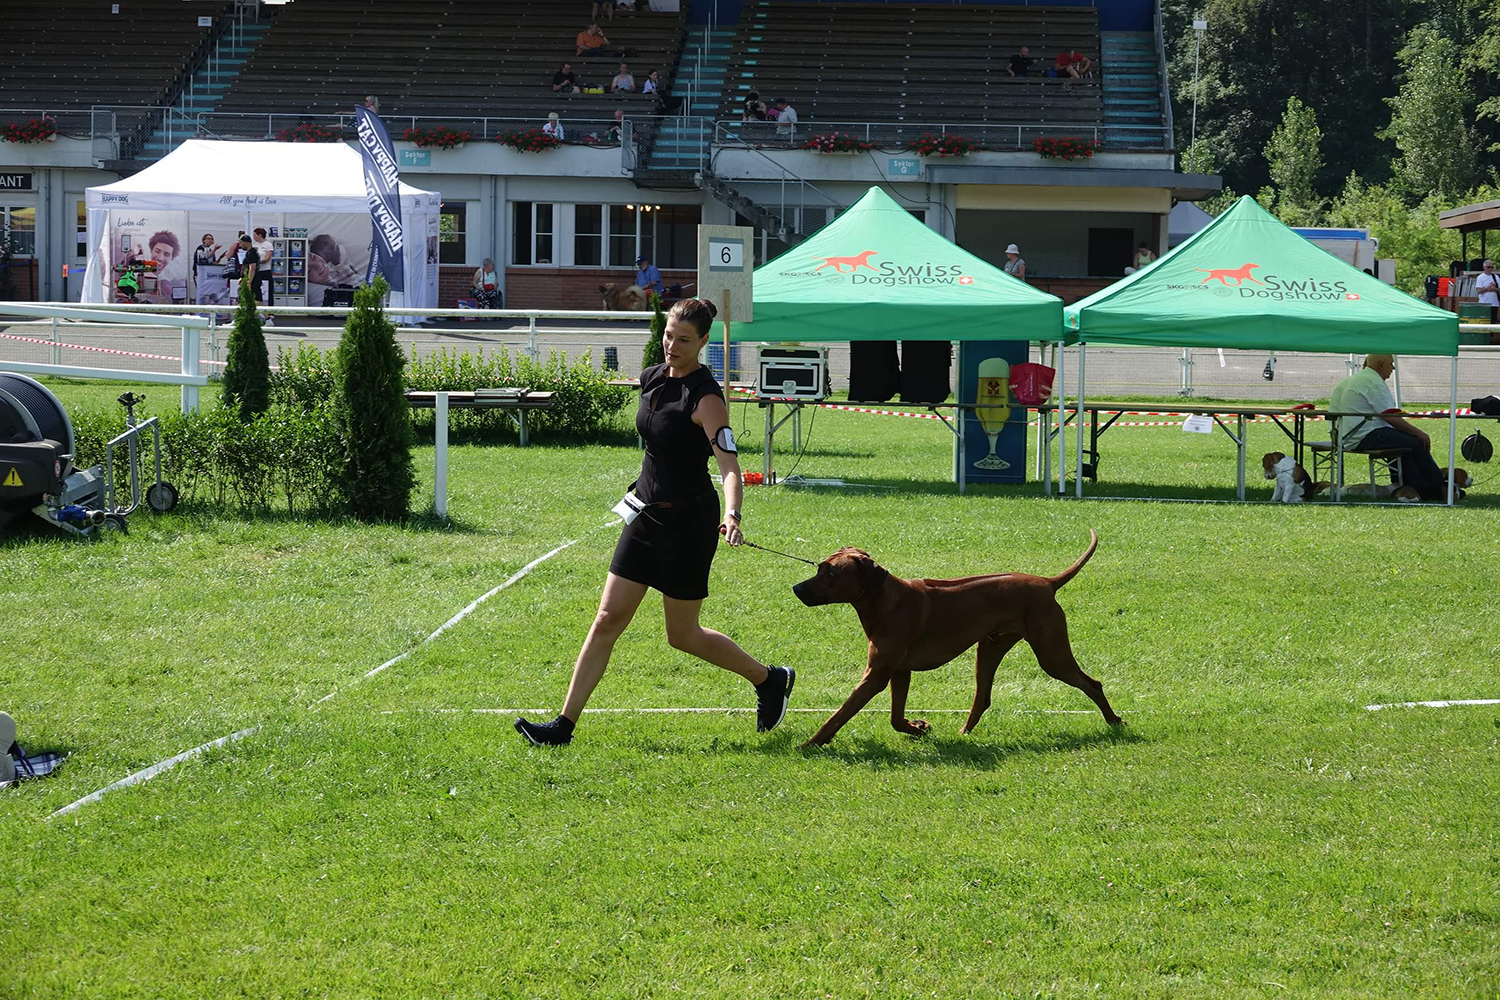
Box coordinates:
[1054,50,1092,79]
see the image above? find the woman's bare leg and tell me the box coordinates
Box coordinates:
[661,596,770,685]
[560,573,650,721]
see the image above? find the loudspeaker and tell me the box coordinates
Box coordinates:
[849,341,900,402]
[899,341,951,404]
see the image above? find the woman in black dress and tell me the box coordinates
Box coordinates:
[516,299,794,745]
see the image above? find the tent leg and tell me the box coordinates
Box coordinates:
[1056,345,1066,496]
[1448,354,1458,506]
[1075,343,1085,498]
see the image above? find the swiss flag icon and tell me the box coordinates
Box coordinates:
[958,275,974,285]
[1346,292,1361,300]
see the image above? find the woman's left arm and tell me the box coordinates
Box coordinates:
[695,392,744,546]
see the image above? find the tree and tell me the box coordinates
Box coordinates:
[221,278,271,421]
[1264,96,1324,223]
[644,292,666,370]
[1325,173,1464,293]
[1383,23,1478,199]
[333,277,414,521]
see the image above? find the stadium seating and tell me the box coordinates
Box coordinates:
[0,1,227,108]
[215,0,687,126]
[718,3,1104,135]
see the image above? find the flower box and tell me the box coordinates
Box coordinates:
[1033,136,1102,161]
[497,129,562,153]
[802,132,876,153]
[906,133,976,157]
[275,122,350,143]
[403,125,474,149]
[2,118,59,144]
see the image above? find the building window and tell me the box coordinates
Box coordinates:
[608,204,640,267]
[512,201,557,266]
[654,205,698,269]
[439,201,467,264]
[76,200,87,259]
[2,205,36,256]
[574,203,603,266]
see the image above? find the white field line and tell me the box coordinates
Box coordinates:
[379,707,1102,716]
[1365,698,1500,712]
[53,529,598,819]
[48,727,259,821]
[309,537,582,708]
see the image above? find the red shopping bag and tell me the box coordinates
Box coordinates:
[1008,363,1056,406]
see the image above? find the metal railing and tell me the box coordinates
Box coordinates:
[0,108,94,138]
[712,119,1173,151]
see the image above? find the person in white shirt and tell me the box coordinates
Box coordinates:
[1329,353,1445,501]
[543,112,565,140]
[252,226,275,315]
[1475,259,1499,323]
[773,97,798,142]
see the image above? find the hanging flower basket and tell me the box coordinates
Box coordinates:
[2,118,59,144]
[403,125,473,149]
[1033,136,1102,161]
[497,129,562,153]
[802,132,876,153]
[906,133,976,157]
[275,122,350,143]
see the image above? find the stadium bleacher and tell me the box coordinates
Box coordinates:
[0,1,227,108]
[214,1,687,125]
[718,2,1105,133]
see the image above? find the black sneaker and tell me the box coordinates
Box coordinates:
[755,666,795,732]
[514,715,574,746]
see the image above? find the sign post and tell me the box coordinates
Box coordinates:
[696,224,754,382]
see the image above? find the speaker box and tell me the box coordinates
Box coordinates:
[899,341,951,404]
[848,341,900,402]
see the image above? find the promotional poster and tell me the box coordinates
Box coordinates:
[955,340,1029,484]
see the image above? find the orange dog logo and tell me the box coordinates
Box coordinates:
[1195,263,1263,286]
[812,250,878,273]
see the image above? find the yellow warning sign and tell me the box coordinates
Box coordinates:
[2,467,21,488]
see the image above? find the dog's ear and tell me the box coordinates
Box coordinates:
[851,549,887,593]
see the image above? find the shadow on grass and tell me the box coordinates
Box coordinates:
[786,723,1142,769]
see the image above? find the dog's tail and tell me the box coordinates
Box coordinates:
[1049,529,1098,591]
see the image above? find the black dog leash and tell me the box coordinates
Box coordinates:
[742,539,818,566]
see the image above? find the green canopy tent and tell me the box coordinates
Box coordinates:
[708,185,1065,491]
[1054,195,1462,503]
[712,186,1063,342]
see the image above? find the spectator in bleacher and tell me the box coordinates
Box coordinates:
[635,254,663,296]
[1003,243,1027,282]
[1006,46,1034,77]
[611,63,636,93]
[576,23,622,58]
[643,69,661,97]
[592,0,614,23]
[742,91,769,122]
[544,112,566,141]
[552,62,582,95]
[1054,50,1092,80]
[363,95,379,113]
[773,97,798,142]
[472,258,501,308]
[605,108,625,142]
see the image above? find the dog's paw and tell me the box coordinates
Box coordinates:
[893,718,930,737]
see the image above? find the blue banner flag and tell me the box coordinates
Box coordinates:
[354,105,404,292]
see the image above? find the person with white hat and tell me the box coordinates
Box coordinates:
[1003,243,1026,282]
[543,112,565,140]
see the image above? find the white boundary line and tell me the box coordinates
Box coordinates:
[379,707,1102,716]
[51,530,595,819]
[1365,698,1500,712]
[309,537,583,708]
[48,727,259,820]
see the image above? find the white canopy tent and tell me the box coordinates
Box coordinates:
[83,140,439,319]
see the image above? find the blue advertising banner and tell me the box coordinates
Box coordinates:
[955,341,1028,484]
[354,105,404,292]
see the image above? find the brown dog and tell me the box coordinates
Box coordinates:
[1261,451,1330,502]
[599,282,649,311]
[791,531,1121,746]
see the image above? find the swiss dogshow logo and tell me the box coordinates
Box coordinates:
[1171,261,1361,302]
[785,250,974,287]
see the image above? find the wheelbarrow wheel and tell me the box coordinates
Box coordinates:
[101,513,128,535]
[147,481,179,513]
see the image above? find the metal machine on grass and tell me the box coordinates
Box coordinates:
[0,373,178,536]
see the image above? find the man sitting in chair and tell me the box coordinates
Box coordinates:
[1329,353,1445,502]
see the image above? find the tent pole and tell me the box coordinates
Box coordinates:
[1392,356,1402,409]
[1448,354,1458,506]
[1057,344,1066,495]
[1075,342,1085,498]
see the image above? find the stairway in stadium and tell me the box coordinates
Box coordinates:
[139,16,272,162]
[640,27,736,177]
[1100,31,1168,149]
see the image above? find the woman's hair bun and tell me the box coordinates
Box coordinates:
[702,298,718,320]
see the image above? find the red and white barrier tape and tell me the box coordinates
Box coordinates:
[0,330,226,367]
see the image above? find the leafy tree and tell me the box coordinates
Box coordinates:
[221,278,271,421]
[332,277,414,521]
[1325,173,1464,293]
[1264,96,1325,223]
[1383,24,1478,198]
[644,292,666,370]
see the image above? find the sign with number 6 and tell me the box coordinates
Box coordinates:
[696,225,754,323]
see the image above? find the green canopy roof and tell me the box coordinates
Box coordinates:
[715,186,1062,342]
[1063,196,1458,356]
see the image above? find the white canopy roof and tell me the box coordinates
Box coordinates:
[86,139,439,212]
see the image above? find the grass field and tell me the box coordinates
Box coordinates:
[3,377,1498,998]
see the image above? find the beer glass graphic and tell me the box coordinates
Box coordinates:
[973,357,1012,470]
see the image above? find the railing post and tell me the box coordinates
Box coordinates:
[181,317,201,413]
[434,391,449,519]
[528,314,538,365]
[50,317,60,365]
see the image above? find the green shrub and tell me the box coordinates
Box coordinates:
[645,292,666,370]
[221,280,271,420]
[332,277,414,521]
[271,341,337,411]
